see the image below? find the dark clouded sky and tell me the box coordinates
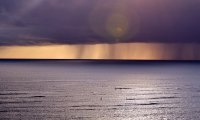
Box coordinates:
[0,0,200,45]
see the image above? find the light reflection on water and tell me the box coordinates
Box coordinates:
[0,62,200,120]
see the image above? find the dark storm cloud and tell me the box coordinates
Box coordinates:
[0,0,200,45]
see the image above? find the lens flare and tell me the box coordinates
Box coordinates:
[106,14,129,40]
[89,1,140,42]
[89,3,113,40]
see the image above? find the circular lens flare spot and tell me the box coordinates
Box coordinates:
[89,1,140,42]
[106,14,129,40]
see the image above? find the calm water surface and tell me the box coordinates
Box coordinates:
[0,62,200,120]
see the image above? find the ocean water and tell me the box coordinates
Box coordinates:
[0,61,200,120]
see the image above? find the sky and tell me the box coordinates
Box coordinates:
[0,0,200,59]
[0,43,200,60]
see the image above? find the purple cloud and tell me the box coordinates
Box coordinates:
[0,0,200,45]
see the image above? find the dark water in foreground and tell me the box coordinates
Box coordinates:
[0,61,200,120]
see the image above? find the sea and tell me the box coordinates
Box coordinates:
[0,61,200,120]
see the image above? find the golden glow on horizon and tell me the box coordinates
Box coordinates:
[0,43,200,60]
